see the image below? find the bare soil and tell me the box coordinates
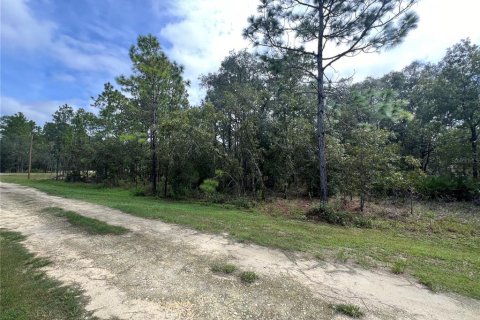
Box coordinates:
[1,182,479,319]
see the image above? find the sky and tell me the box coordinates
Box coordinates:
[1,0,479,125]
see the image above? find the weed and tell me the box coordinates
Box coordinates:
[336,249,349,263]
[306,204,372,228]
[332,303,364,318]
[240,271,258,284]
[391,259,408,274]
[211,262,237,274]
[356,255,376,269]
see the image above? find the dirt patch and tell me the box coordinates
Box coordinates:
[1,182,479,319]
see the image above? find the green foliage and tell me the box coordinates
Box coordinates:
[417,176,479,201]
[0,230,94,320]
[199,179,219,195]
[332,304,364,318]
[240,271,258,284]
[391,259,408,274]
[211,262,237,274]
[306,204,372,229]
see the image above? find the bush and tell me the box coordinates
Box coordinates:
[130,186,149,197]
[417,176,479,201]
[211,262,237,274]
[332,304,364,318]
[200,179,219,197]
[240,271,258,284]
[391,259,408,274]
[306,204,372,228]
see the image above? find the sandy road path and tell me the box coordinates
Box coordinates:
[0,182,478,319]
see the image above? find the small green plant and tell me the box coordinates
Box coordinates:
[356,255,376,269]
[336,249,349,263]
[306,204,372,228]
[332,303,364,318]
[211,262,237,274]
[200,179,219,196]
[240,271,258,284]
[391,259,408,274]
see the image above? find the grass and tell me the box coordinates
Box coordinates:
[391,258,408,274]
[1,174,479,299]
[211,262,237,274]
[240,271,258,284]
[41,207,129,235]
[0,230,95,320]
[332,304,364,318]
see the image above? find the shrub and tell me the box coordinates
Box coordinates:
[240,271,258,284]
[211,262,237,274]
[200,179,219,197]
[332,304,364,318]
[130,186,149,197]
[417,176,479,201]
[306,204,372,228]
[391,259,408,274]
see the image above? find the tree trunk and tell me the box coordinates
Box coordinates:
[150,109,157,194]
[317,0,328,202]
[28,134,33,180]
[471,126,478,180]
[163,162,169,198]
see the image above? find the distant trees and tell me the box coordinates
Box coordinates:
[1,35,478,203]
[0,113,35,172]
[244,0,419,201]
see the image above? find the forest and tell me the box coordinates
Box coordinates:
[1,0,479,211]
[2,37,479,207]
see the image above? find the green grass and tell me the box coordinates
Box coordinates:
[391,258,408,274]
[240,271,258,284]
[0,230,95,320]
[1,174,479,299]
[41,207,129,235]
[332,304,364,318]
[211,262,237,274]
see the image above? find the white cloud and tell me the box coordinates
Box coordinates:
[1,0,55,51]
[334,0,480,80]
[52,73,76,83]
[0,96,90,125]
[1,0,129,76]
[158,0,480,102]
[158,0,258,105]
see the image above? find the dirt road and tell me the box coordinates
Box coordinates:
[1,182,478,319]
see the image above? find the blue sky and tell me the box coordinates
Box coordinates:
[2,0,479,125]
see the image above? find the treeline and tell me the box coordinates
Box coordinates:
[1,36,479,202]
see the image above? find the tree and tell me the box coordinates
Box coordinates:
[117,35,189,193]
[244,0,419,201]
[201,51,270,196]
[0,113,36,172]
[44,105,74,179]
[341,126,399,211]
[437,39,480,179]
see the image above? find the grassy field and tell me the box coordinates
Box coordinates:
[1,174,479,299]
[42,207,129,235]
[0,230,95,320]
